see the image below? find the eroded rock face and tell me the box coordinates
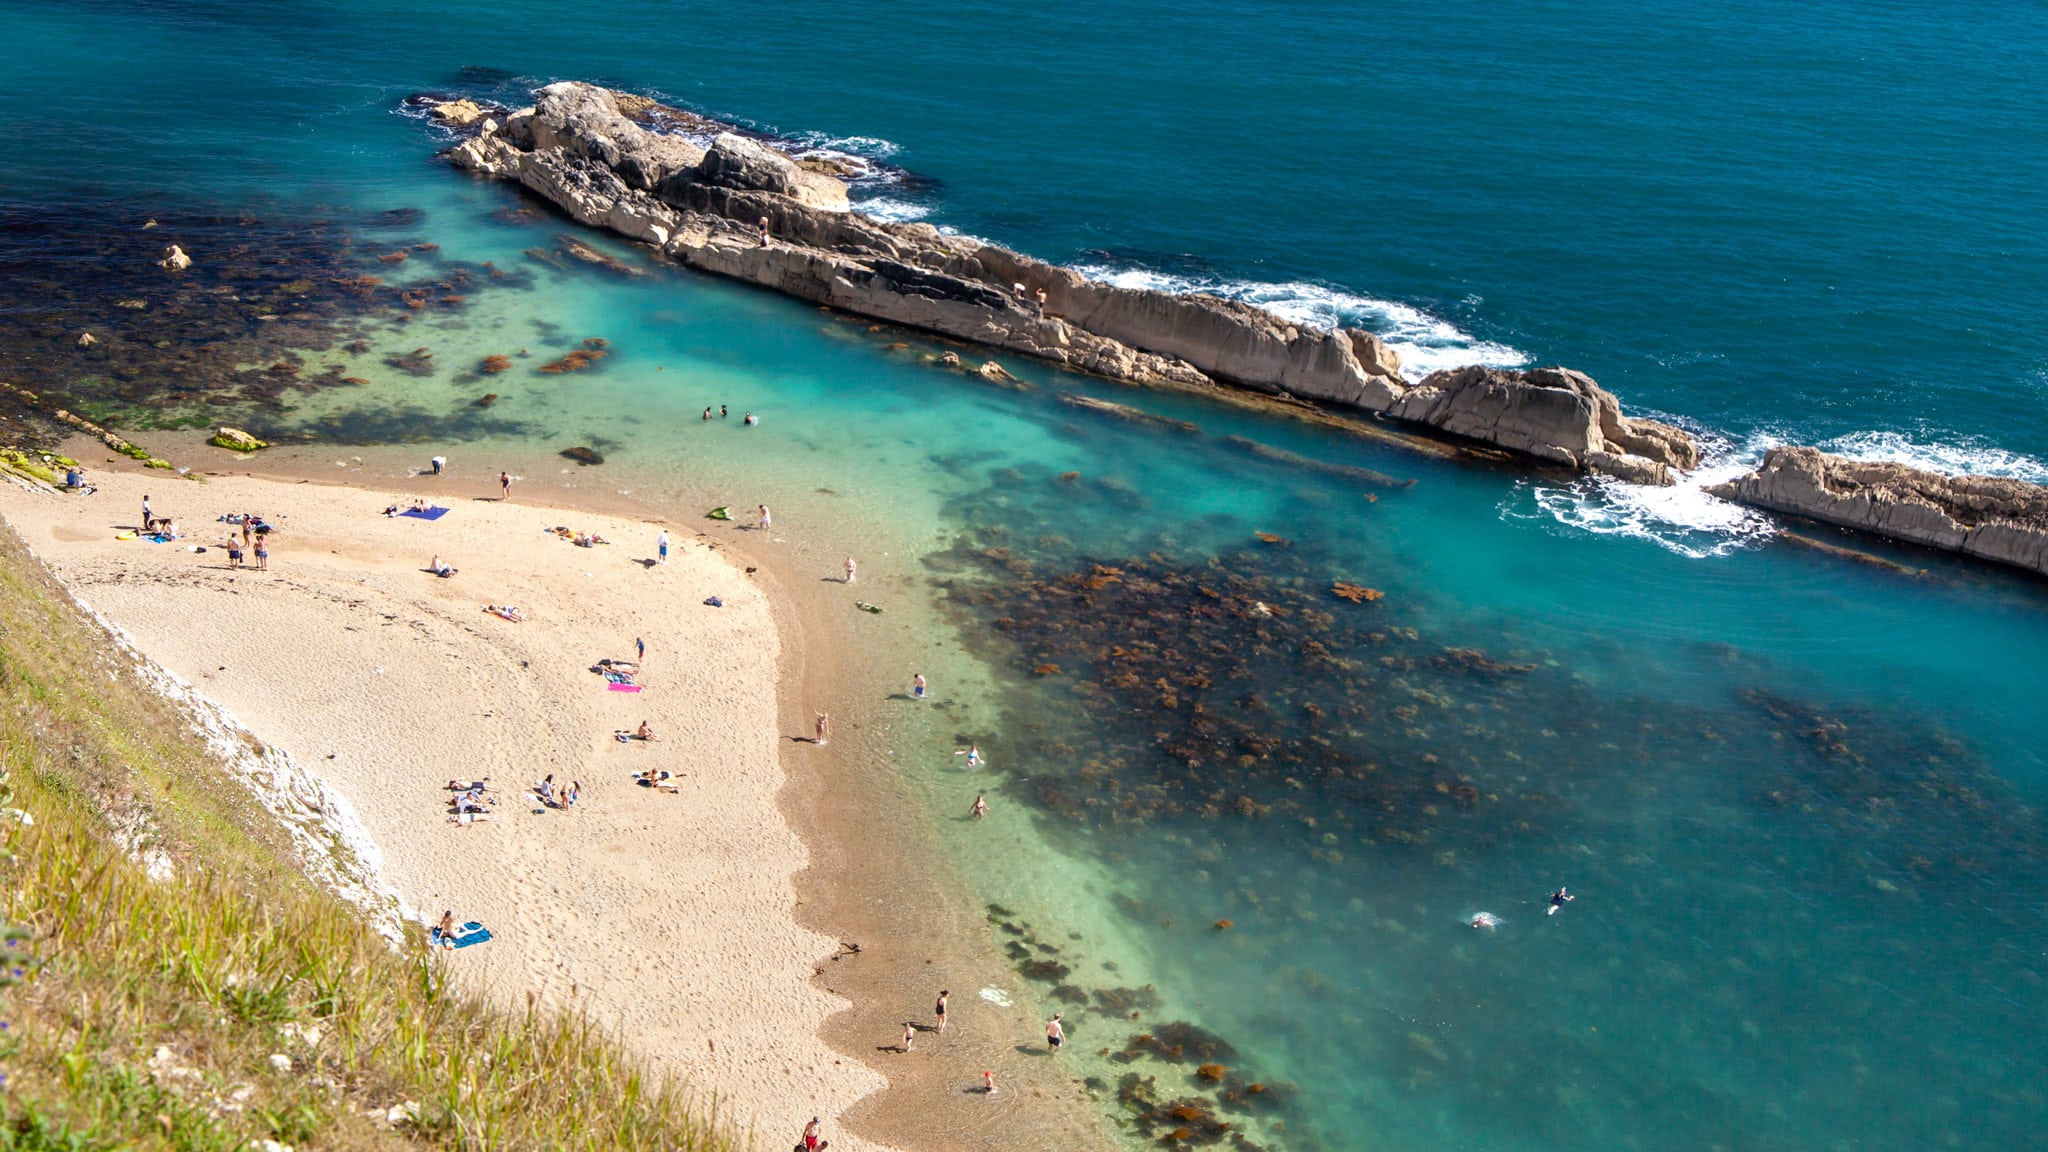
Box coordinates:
[1710,446,2048,576]
[437,81,1694,483]
[1387,366,1699,484]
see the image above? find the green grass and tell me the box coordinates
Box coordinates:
[0,526,738,1151]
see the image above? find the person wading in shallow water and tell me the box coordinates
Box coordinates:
[1047,1013,1065,1052]
[970,794,988,819]
[499,470,510,499]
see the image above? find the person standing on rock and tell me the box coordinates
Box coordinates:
[499,470,511,500]
[758,215,771,246]
[935,990,949,1033]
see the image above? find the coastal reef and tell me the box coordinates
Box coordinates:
[435,83,1698,484]
[1713,446,2048,578]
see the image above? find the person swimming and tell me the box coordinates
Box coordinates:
[1548,886,1575,915]
[1470,911,1501,929]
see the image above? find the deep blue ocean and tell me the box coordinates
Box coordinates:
[7,2,2047,1149]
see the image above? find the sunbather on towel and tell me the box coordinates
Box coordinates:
[484,604,525,622]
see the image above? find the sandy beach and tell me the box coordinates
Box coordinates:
[0,466,889,1148]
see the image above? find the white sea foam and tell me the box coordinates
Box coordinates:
[1068,264,1528,381]
[1821,430,2048,484]
[1508,427,1780,559]
[790,132,901,160]
[853,196,933,223]
[1513,422,2048,558]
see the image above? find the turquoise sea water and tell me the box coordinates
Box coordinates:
[6,2,2048,1149]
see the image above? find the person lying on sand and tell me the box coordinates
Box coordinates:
[635,768,679,793]
[446,778,490,792]
[428,555,456,578]
[484,604,525,622]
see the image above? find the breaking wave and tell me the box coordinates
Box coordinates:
[1068,264,1528,381]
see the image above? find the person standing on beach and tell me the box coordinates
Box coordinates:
[983,1070,996,1095]
[757,504,772,531]
[253,535,270,571]
[844,556,856,584]
[913,673,927,700]
[1047,1014,1065,1052]
[971,794,988,819]
[657,530,671,564]
[934,990,949,1033]
[140,493,152,530]
[499,470,510,500]
[814,712,829,747]
[801,1117,827,1151]
[636,636,646,662]
[902,1023,915,1052]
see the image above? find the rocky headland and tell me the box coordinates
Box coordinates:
[1710,447,2048,577]
[437,82,1699,485]
[428,82,2048,579]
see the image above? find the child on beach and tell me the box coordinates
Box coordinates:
[913,673,926,700]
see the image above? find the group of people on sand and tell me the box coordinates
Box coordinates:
[446,779,497,826]
[533,773,581,809]
[215,509,272,569]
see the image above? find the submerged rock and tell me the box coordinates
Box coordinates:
[560,445,603,465]
[158,244,191,270]
[1711,446,2048,577]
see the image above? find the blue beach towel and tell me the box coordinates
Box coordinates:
[432,921,492,949]
[400,506,450,521]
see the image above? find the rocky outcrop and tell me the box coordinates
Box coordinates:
[1386,366,1698,485]
[159,244,191,271]
[209,426,268,452]
[1710,447,2048,577]
[428,99,487,126]
[437,80,1695,483]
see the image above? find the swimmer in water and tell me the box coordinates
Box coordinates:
[1548,886,1575,915]
[1470,912,1501,929]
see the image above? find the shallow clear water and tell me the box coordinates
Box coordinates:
[7,2,2048,1149]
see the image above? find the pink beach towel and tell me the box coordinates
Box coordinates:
[607,683,643,693]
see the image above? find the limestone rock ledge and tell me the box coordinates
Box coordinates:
[442,81,1696,484]
[1709,446,2048,577]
